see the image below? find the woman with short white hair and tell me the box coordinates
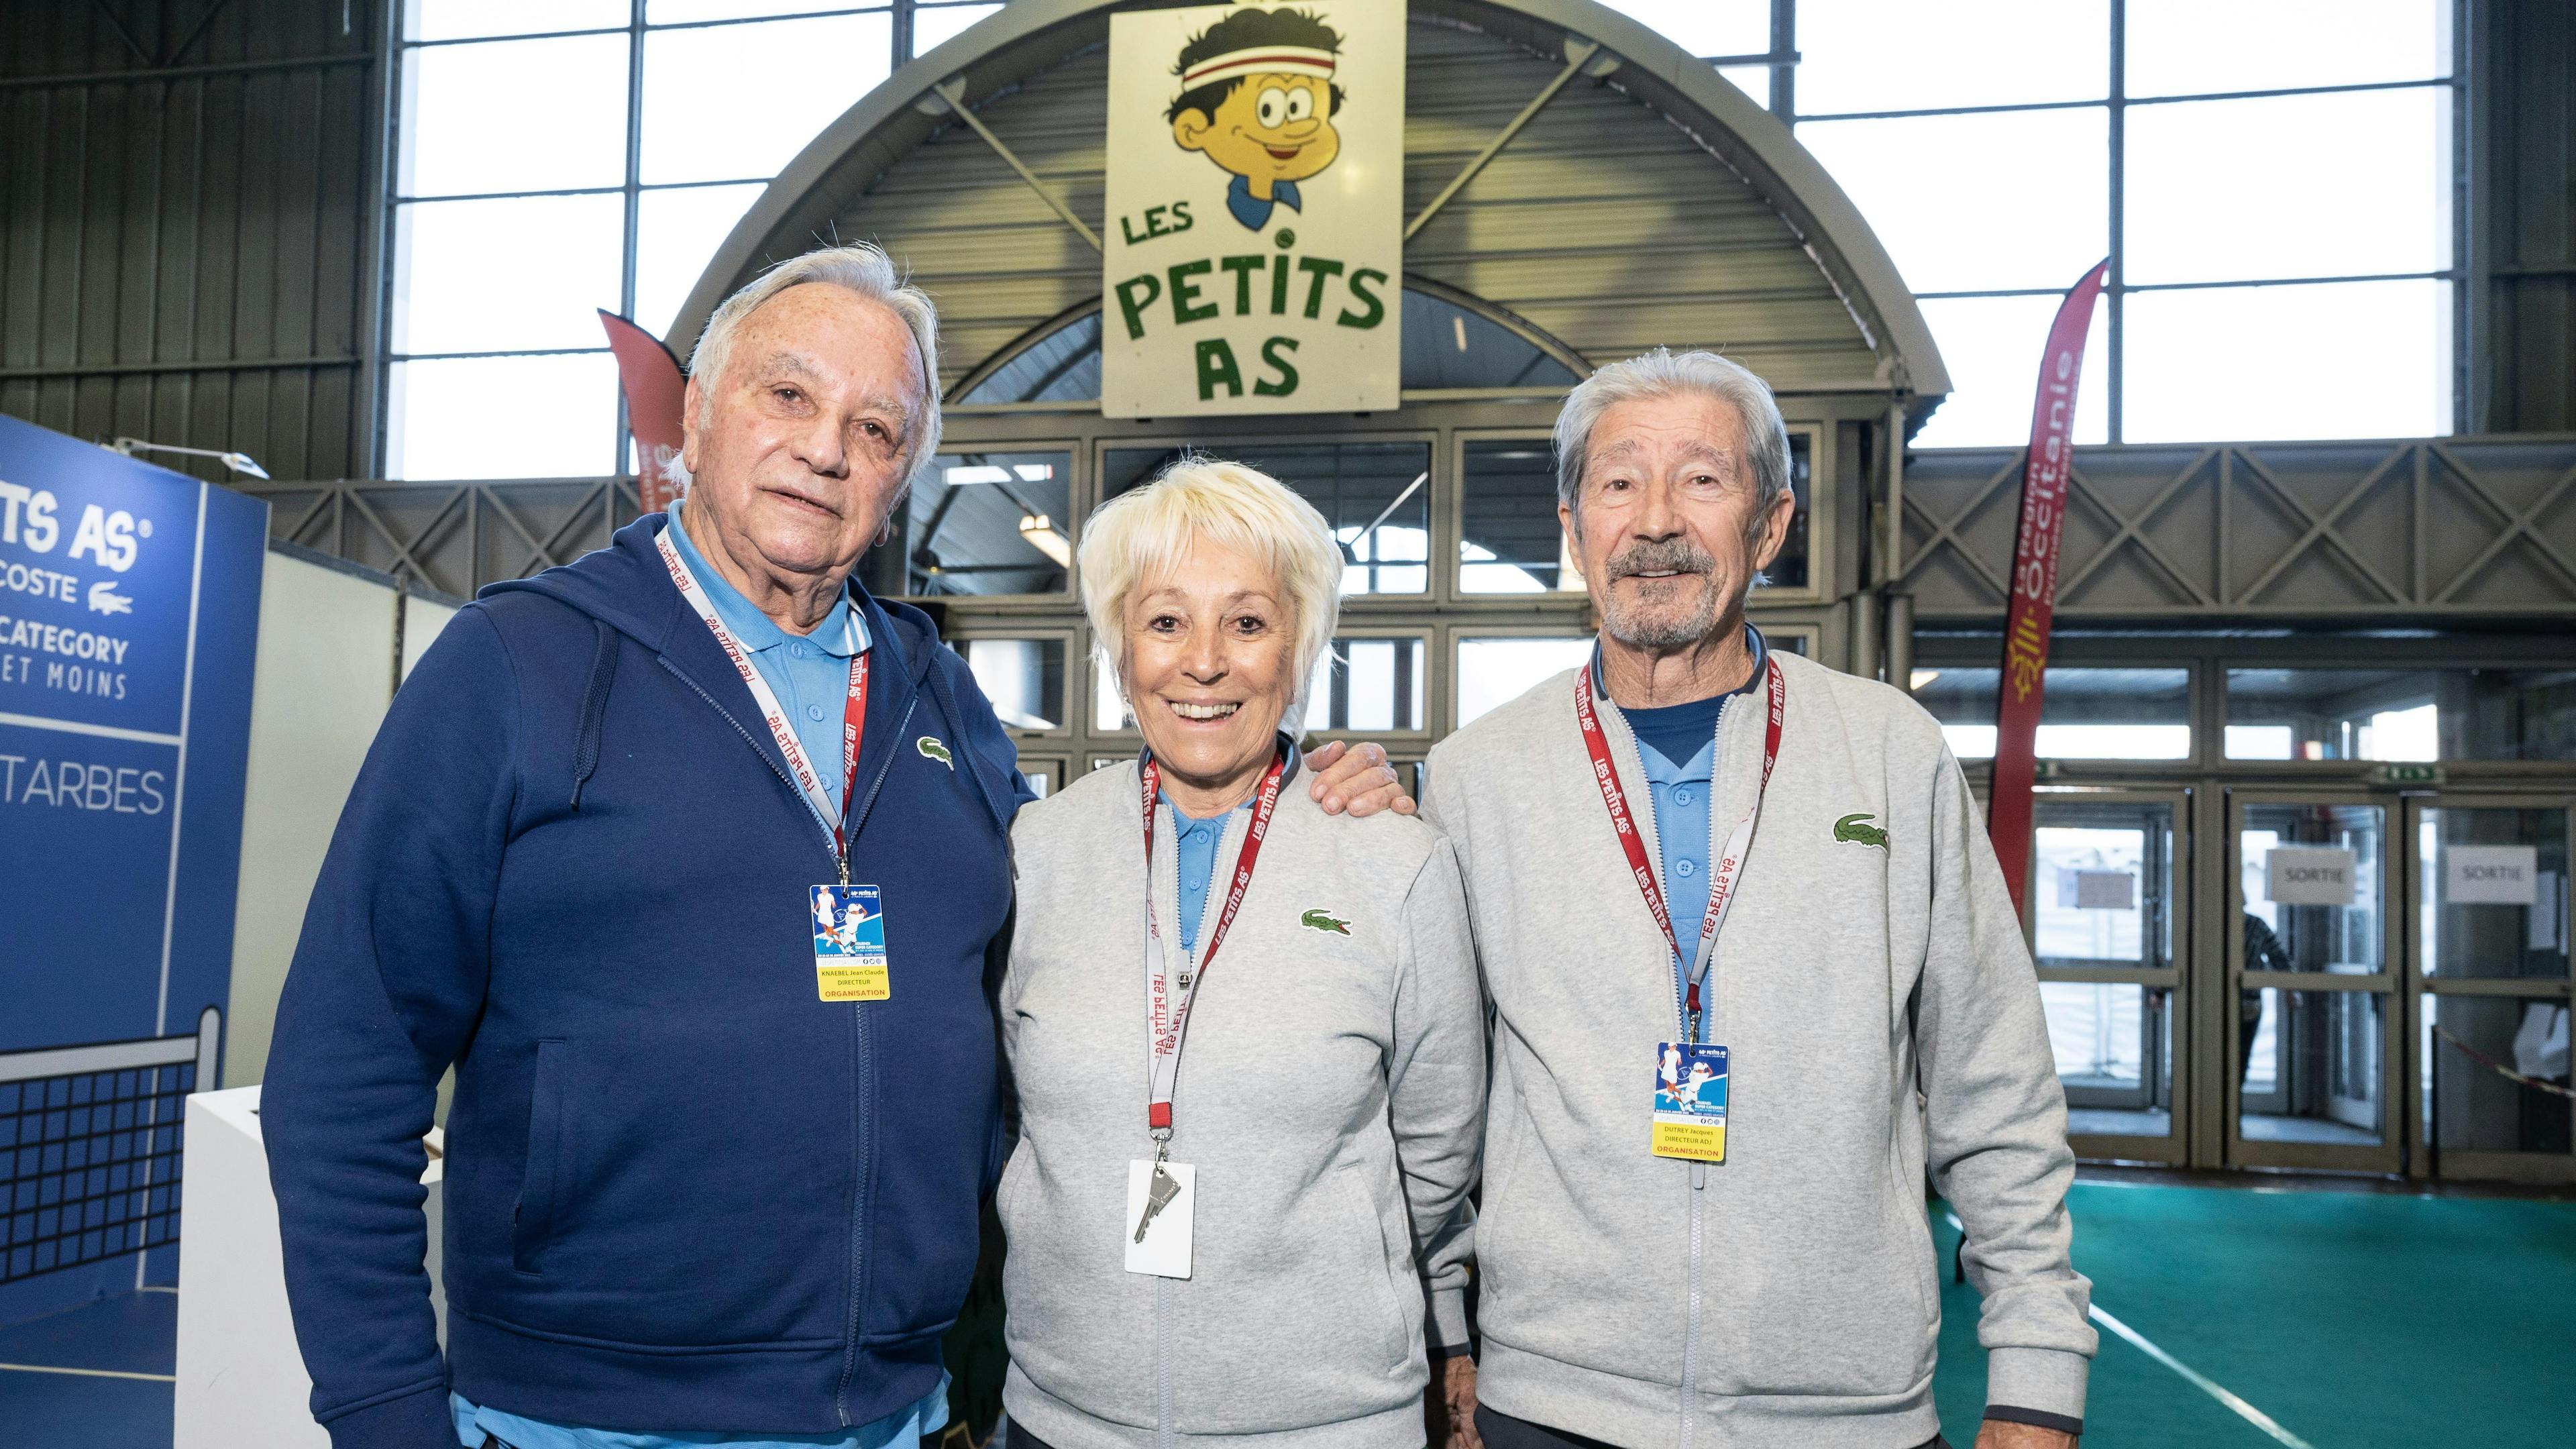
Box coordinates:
[996,458,1483,1449]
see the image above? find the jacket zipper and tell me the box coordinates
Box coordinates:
[657,652,912,1426]
[1621,698,1727,1449]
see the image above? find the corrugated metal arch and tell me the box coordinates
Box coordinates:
[668,0,1948,407]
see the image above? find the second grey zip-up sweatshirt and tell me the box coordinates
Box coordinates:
[998,759,1485,1449]
[1421,649,2094,1449]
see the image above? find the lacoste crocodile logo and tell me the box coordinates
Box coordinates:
[917,736,953,769]
[1834,812,1886,849]
[1301,908,1352,935]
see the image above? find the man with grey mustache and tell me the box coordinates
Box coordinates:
[1419,350,2093,1449]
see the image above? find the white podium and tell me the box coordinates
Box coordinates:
[175,1086,445,1449]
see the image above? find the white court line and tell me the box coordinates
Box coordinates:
[0,1360,176,1383]
[1943,1212,2316,1448]
[2087,1307,2316,1449]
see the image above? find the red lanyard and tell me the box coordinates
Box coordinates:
[655,527,869,877]
[1574,655,1784,1041]
[1141,747,1288,1138]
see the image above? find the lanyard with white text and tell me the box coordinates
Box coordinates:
[1574,655,1784,1042]
[655,527,869,879]
[1140,747,1287,1152]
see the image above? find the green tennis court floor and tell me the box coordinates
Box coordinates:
[1930,1179,2576,1447]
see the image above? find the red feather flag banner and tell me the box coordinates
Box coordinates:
[600,310,689,517]
[1986,259,2110,920]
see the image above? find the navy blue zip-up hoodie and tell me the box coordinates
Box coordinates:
[262,513,1032,1449]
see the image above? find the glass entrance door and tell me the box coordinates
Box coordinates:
[2408,796,2575,1185]
[2227,795,2403,1173]
[2031,793,2186,1165]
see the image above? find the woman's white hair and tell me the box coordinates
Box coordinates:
[687,241,944,493]
[1078,457,1345,717]
[1553,347,1790,539]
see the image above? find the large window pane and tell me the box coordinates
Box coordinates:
[409,1,627,42]
[2241,803,2385,973]
[390,354,621,480]
[2418,807,2569,983]
[2426,996,2570,1156]
[2041,982,2174,1138]
[2124,279,2449,443]
[2126,89,2448,285]
[1456,637,1593,729]
[1460,439,1574,594]
[394,195,627,355]
[962,637,1066,732]
[1593,0,1770,58]
[634,183,767,336]
[1105,443,1430,596]
[900,450,1071,596]
[1798,0,2109,114]
[402,34,630,197]
[914,3,1004,54]
[1911,666,2192,760]
[1798,109,2108,294]
[1399,291,1582,391]
[2241,989,2386,1145]
[2127,0,2449,98]
[642,15,894,184]
[649,1,881,20]
[1912,292,2109,449]
[2227,667,2576,762]
[1305,637,1428,733]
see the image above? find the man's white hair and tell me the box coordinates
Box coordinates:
[688,241,944,494]
[1078,458,1344,716]
[1553,347,1791,537]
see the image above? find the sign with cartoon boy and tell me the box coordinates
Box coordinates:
[1102,1,1405,417]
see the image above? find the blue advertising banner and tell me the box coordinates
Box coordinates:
[0,413,266,1320]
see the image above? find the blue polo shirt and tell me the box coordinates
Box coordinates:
[1165,795,1251,955]
[1604,627,1769,996]
[444,504,933,1449]
[665,500,869,816]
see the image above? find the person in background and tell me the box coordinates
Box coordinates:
[1422,349,2094,1449]
[261,244,1411,1449]
[997,459,1483,1449]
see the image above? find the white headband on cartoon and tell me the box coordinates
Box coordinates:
[1180,44,1336,89]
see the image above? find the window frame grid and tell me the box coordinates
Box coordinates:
[1776,0,2467,443]
[378,0,981,477]
[378,0,2472,472]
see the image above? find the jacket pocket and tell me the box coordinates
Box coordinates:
[1342,1171,1411,1373]
[512,1039,567,1273]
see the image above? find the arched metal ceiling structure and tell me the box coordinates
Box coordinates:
[670,0,1949,409]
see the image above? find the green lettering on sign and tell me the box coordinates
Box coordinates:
[1168,260,1218,325]
[1195,337,1244,400]
[1254,337,1300,396]
[1114,273,1162,341]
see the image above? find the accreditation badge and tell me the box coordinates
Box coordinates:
[810,884,890,1002]
[1650,1042,1728,1164]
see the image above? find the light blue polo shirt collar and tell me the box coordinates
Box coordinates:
[665,499,868,659]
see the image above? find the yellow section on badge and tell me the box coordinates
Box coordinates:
[817,963,891,1002]
[1651,1120,1727,1164]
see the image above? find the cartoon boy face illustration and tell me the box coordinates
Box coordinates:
[1166,7,1346,232]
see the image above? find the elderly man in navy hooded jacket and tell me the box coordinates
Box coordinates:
[260,244,1414,1449]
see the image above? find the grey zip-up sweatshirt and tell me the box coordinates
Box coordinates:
[999,759,1485,1449]
[1421,650,2094,1449]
